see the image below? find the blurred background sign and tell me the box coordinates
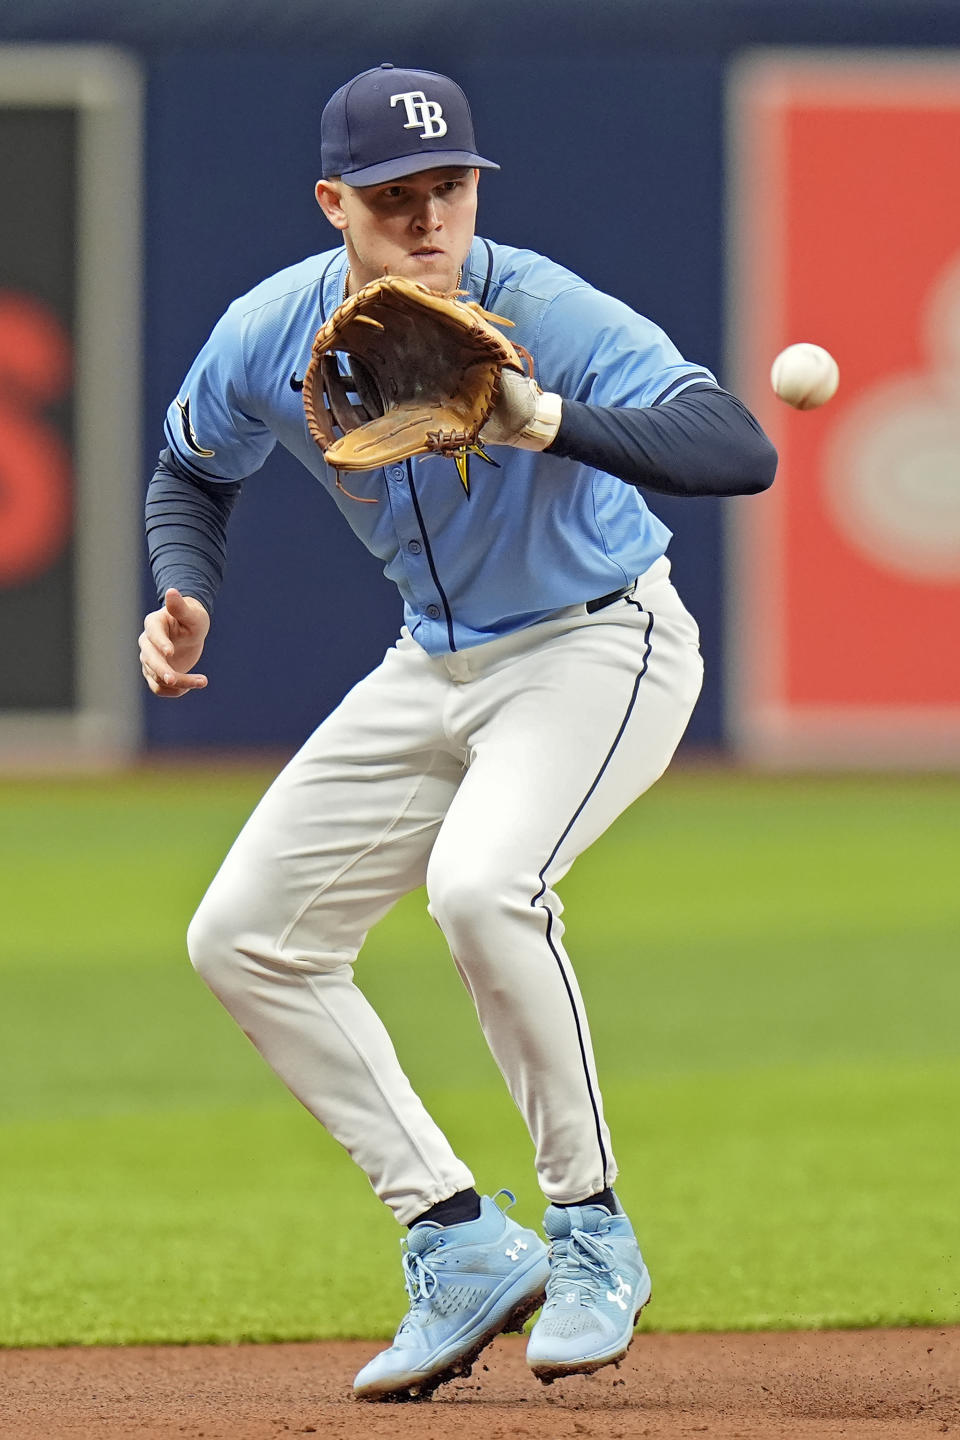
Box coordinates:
[4,20,960,767]
[728,51,960,766]
[0,47,142,765]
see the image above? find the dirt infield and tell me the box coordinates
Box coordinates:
[2,1328,958,1440]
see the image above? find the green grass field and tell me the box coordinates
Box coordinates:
[1,767,958,1345]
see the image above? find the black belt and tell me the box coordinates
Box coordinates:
[585,583,634,614]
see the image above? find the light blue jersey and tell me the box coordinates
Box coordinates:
[165,237,716,655]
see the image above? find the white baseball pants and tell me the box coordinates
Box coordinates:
[187,556,703,1224]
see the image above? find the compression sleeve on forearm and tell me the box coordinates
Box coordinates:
[144,449,243,615]
[546,385,778,497]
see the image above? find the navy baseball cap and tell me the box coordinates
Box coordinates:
[320,62,500,186]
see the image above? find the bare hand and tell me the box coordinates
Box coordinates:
[139,588,211,698]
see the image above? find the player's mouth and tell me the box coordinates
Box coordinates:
[410,247,445,259]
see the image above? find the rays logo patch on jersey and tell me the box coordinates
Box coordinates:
[452,442,499,497]
[176,395,216,459]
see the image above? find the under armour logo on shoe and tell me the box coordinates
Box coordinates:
[390,91,447,139]
[606,1275,632,1310]
[505,1239,528,1261]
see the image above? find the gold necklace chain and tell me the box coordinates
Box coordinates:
[344,264,463,300]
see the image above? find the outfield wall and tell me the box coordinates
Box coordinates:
[0,2,957,758]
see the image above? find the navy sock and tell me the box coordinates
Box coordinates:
[558,1187,616,1214]
[409,1187,482,1229]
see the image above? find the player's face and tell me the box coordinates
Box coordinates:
[316,167,478,294]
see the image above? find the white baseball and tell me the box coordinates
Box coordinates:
[770,343,840,410]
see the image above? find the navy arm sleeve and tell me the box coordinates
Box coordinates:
[145,448,243,615]
[546,385,778,497]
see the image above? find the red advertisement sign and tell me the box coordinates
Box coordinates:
[0,107,76,711]
[728,53,960,765]
[0,292,72,589]
[0,46,142,765]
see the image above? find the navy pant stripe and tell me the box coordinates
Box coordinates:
[530,608,655,1182]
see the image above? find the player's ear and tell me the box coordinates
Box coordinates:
[316,179,348,231]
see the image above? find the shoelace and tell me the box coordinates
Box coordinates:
[397,1191,517,1315]
[546,1227,618,1303]
[401,1241,442,1310]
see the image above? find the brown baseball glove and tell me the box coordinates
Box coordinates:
[302,275,532,489]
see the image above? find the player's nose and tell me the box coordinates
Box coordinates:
[414,199,441,232]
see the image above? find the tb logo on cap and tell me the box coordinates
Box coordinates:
[390,90,447,139]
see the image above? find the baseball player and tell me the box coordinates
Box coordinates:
[140,64,776,1400]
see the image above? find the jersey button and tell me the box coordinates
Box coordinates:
[426,604,441,619]
[407,540,422,554]
[390,466,405,481]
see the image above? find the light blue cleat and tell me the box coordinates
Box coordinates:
[353,1190,550,1402]
[526,1198,652,1382]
